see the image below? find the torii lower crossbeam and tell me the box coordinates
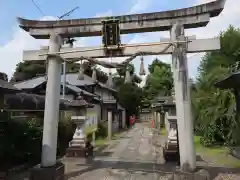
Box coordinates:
[23,38,220,61]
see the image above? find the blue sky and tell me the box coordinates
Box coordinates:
[0,0,192,45]
[0,0,238,81]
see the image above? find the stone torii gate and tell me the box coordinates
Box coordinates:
[17,0,225,176]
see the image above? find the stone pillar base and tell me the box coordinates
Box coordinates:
[66,146,87,157]
[30,162,64,180]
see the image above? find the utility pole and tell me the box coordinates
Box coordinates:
[58,6,79,99]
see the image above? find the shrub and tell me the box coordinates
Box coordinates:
[1,118,42,169]
[57,113,76,156]
[1,114,75,170]
[86,121,108,141]
[95,121,108,139]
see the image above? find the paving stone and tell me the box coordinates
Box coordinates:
[10,123,240,180]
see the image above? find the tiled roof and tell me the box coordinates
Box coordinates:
[13,76,46,89]
[64,83,96,97]
[4,93,69,110]
[62,99,94,108]
[97,81,116,92]
[13,73,116,92]
[63,74,95,86]
[0,80,20,91]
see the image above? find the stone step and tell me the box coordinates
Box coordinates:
[70,139,86,147]
[71,141,85,146]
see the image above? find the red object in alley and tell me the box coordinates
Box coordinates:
[152,119,154,128]
[130,116,135,126]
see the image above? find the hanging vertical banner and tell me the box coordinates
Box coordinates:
[102,19,120,47]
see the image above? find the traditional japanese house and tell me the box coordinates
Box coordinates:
[13,73,126,131]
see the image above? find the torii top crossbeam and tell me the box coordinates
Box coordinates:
[18,0,225,39]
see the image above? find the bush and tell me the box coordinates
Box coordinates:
[95,121,108,139]
[1,118,42,169]
[1,114,75,169]
[86,121,108,141]
[57,113,76,156]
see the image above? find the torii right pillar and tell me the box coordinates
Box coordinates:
[171,23,196,171]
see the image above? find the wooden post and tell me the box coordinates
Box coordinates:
[92,131,96,146]
[108,111,112,140]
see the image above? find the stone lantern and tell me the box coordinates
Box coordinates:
[161,96,180,163]
[66,99,90,157]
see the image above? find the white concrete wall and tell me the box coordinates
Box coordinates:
[86,104,101,123]
[165,112,170,133]
[95,86,115,100]
[112,120,119,133]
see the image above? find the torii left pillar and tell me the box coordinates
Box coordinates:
[30,33,65,180]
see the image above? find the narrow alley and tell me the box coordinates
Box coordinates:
[64,123,175,180]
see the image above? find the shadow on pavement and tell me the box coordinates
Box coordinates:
[64,158,240,180]
[93,142,117,157]
[64,159,177,179]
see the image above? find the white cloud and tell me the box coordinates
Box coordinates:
[0,16,86,79]
[1,0,239,82]
[95,10,113,17]
[0,0,153,80]
[185,0,240,79]
[40,16,58,21]
[0,16,58,78]
[128,0,152,14]
[126,0,240,82]
[0,28,41,78]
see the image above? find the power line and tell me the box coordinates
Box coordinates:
[58,6,79,19]
[31,0,45,16]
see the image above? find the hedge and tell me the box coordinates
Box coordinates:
[0,114,75,170]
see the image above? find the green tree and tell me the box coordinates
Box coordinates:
[117,83,142,116]
[148,58,171,74]
[143,58,173,100]
[11,61,46,82]
[116,64,135,77]
[11,61,108,83]
[193,26,240,146]
[113,64,143,118]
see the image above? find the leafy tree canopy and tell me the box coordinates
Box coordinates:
[143,58,173,101]
[193,26,240,146]
[11,61,108,83]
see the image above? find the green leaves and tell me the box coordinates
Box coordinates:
[143,58,173,99]
[11,61,109,83]
[117,83,142,115]
[2,116,75,168]
[193,26,240,146]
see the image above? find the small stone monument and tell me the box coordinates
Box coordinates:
[162,91,180,162]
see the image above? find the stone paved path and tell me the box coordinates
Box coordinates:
[63,122,240,180]
[64,123,174,180]
[9,122,240,179]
